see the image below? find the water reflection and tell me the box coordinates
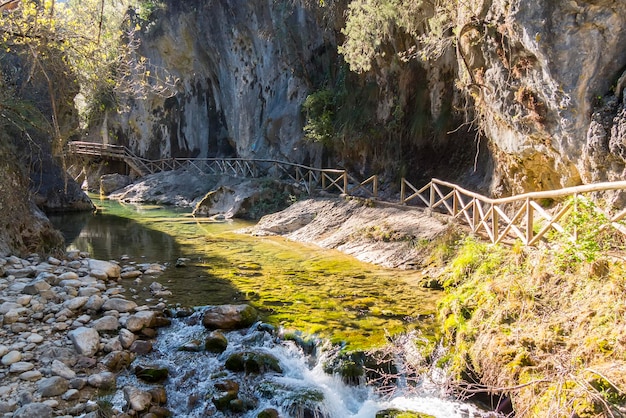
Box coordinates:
[51,198,440,351]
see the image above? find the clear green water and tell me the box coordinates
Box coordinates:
[50,196,441,351]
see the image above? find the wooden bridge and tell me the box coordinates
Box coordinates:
[67,141,626,247]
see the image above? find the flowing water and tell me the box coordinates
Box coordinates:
[50,197,500,417]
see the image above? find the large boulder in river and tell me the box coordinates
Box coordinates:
[192,179,299,220]
[100,173,132,195]
[202,304,258,330]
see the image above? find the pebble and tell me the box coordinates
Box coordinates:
[0,252,170,417]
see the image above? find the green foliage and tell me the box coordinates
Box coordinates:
[137,0,164,21]
[552,197,625,271]
[338,0,457,73]
[302,89,335,145]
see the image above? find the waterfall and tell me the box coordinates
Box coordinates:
[111,309,500,418]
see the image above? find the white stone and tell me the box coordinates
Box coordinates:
[88,259,121,279]
[68,327,100,357]
[9,361,34,373]
[1,350,22,366]
[62,296,89,311]
[26,334,44,344]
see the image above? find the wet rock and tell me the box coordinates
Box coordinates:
[257,408,280,418]
[134,364,169,383]
[101,350,133,372]
[38,376,69,397]
[130,340,153,354]
[205,331,228,353]
[120,269,142,280]
[68,327,100,357]
[13,402,53,418]
[225,351,282,374]
[148,405,173,417]
[149,387,167,405]
[178,339,204,352]
[123,385,152,412]
[201,304,258,330]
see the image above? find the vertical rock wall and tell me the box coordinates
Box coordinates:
[458,0,626,194]
[105,0,331,165]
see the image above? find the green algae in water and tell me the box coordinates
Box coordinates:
[60,196,441,351]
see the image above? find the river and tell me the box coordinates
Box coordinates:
[49,196,501,418]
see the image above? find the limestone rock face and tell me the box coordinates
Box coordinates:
[104,0,327,166]
[458,0,626,193]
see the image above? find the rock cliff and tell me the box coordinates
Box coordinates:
[100,0,333,166]
[456,0,626,193]
[94,0,626,195]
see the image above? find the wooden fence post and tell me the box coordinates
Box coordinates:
[343,171,348,194]
[373,175,378,198]
[492,203,499,244]
[400,178,406,204]
[525,198,533,245]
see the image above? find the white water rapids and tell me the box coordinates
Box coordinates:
[112,310,502,418]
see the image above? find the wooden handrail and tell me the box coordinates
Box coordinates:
[67,141,626,247]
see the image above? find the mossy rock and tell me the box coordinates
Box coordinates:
[225,351,283,374]
[212,390,238,411]
[205,332,228,353]
[134,364,169,383]
[323,351,367,385]
[375,409,435,418]
[257,408,280,418]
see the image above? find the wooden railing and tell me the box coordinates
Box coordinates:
[67,141,626,246]
[65,141,378,197]
[401,178,626,246]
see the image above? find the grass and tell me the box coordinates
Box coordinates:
[436,236,626,417]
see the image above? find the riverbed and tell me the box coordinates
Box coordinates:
[50,196,439,351]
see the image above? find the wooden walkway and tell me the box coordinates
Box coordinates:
[67,141,626,247]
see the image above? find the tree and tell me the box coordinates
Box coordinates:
[0,0,176,150]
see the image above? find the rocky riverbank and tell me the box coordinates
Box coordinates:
[0,251,173,417]
[244,196,453,270]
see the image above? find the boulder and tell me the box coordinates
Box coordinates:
[100,173,132,195]
[201,304,258,330]
[224,351,282,374]
[88,259,121,279]
[68,327,100,357]
[123,385,152,412]
[22,279,52,295]
[38,376,69,397]
[102,297,137,313]
[13,403,53,418]
[92,315,120,332]
[124,310,156,332]
[51,359,77,379]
